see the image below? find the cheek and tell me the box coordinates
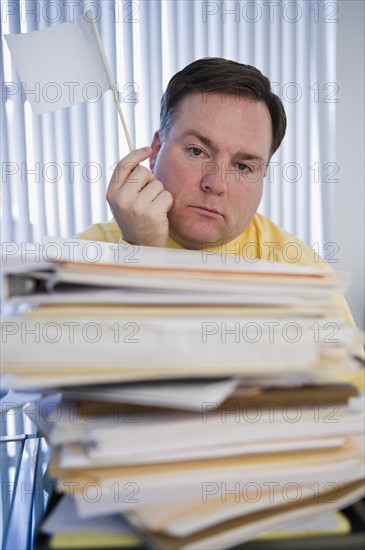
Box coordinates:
[228,183,263,224]
[249,182,264,206]
[160,172,180,198]
[233,180,263,206]
[157,160,192,198]
[154,152,178,188]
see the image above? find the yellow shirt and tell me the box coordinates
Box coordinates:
[76,214,327,261]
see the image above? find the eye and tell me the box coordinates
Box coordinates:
[187,147,205,157]
[237,162,253,173]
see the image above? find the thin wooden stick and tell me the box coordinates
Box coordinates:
[111,84,133,152]
[90,15,133,152]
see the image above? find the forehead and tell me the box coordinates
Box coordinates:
[169,92,273,161]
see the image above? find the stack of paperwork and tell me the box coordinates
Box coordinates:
[1,237,364,549]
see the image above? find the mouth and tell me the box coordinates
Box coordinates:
[190,205,224,219]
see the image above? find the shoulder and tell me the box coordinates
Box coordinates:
[74,219,121,243]
[250,213,329,269]
[247,215,359,327]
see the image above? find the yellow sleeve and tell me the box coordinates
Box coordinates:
[249,214,360,328]
[74,220,121,243]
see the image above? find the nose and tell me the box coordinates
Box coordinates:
[200,162,228,194]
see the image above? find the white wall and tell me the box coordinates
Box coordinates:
[336,0,365,329]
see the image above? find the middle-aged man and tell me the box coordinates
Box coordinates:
[76,57,355,324]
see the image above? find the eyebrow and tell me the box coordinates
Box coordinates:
[179,130,266,164]
[180,130,219,155]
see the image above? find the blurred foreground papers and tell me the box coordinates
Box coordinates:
[4,11,111,114]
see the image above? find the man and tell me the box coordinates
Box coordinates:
[76,58,354,323]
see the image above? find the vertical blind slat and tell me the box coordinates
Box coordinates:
[8,4,32,242]
[166,0,178,77]
[309,27,323,251]
[176,0,194,68]
[148,1,163,137]
[1,101,14,242]
[0,11,14,242]
[266,9,283,226]
[295,1,310,244]
[140,0,164,141]
[253,3,270,216]
[207,2,223,58]
[280,11,296,235]
[319,19,337,250]
[24,2,48,242]
[119,0,136,149]
[193,0,208,59]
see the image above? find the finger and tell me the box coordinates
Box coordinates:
[134,179,166,202]
[108,146,152,193]
[124,165,156,194]
[152,189,174,212]
[107,168,157,214]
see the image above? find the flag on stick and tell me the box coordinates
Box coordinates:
[5,10,133,151]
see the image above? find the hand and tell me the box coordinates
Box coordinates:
[106,147,173,247]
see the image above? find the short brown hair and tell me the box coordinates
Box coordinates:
[159,58,286,158]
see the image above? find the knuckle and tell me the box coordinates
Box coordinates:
[107,189,129,213]
[153,179,164,191]
[119,159,139,173]
[163,190,174,203]
[106,187,115,203]
[131,201,144,217]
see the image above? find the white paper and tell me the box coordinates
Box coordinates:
[2,316,323,370]
[59,436,345,468]
[43,236,339,276]
[50,402,365,450]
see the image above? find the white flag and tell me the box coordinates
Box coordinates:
[5,11,113,115]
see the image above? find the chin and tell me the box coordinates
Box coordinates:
[173,231,225,250]
[173,220,223,245]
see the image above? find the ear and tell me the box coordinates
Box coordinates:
[150,131,162,172]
